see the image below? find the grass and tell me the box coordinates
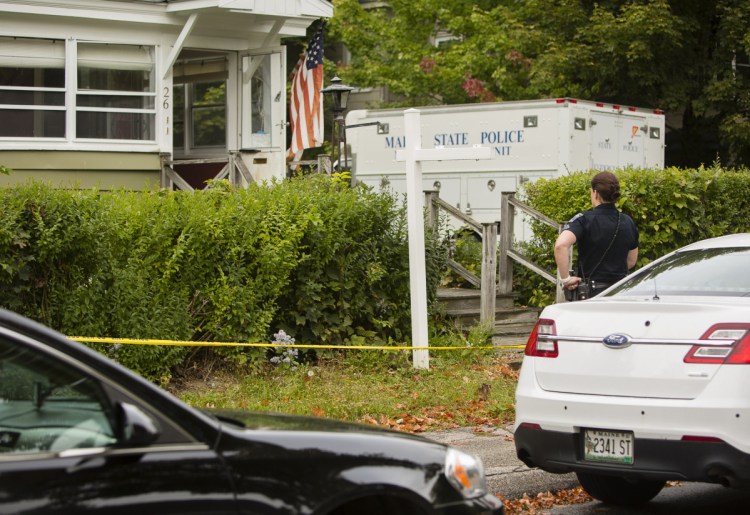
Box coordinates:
[170,348,521,433]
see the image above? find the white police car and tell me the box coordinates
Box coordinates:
[514,233,750,505]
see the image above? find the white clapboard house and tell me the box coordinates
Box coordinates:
[0,0,332,190]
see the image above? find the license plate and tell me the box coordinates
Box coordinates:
[584,429,634,464]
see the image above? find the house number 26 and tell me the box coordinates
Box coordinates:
[163,87,170,135]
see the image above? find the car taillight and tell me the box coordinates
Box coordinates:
[684,323,750,364]
[525,318,558,358]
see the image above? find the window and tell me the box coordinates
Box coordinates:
[241,52,282,149]
[172,80,227,153]
[172,51,228,154]
[432,32,460,48]
[0,37,156,143]
[0,36,66,138]
[0,338,117,455]
[249,54,273,147]
[191,80,226,147]
[76,43,155,140]
[610,248,750,298]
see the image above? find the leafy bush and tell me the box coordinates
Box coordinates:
[0,176,447,381]
[516,165,750,306]
[439,228,483,288]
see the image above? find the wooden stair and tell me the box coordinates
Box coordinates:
[437,288,539,348]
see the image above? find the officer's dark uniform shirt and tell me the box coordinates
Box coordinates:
[563,203,639,285]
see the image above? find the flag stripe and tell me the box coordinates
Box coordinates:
[287,27,324,160]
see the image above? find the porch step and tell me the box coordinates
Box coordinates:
[443,305,539,321]
[437,287,539,348]
[437,287,515,311]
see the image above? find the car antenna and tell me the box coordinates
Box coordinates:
[652,276,660,301]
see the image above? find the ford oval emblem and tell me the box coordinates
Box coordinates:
[603,333,632,349]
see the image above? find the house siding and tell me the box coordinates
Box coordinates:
[0,151,161,190]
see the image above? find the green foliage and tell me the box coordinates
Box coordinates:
[271,179,447,345]
[515,165,750,306]
[331,170,351,184]
[329,0,750,167]
[0,177,447,381]
[440,229,482,288]
[0,165,11,175]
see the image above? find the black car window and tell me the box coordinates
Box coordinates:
[0,337,117,455]
[608,247,750,297]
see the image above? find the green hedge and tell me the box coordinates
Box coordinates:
[515,165,750,306]
[0,176,446,381]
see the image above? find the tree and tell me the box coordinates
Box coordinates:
[328,0,750,167]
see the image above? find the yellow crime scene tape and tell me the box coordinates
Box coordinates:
[69,336,525,351]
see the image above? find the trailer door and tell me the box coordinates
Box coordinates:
[589,112,647,169]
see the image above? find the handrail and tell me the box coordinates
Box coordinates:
[425,190,498,323]
[447,258,480,288]
[425,188,568,316]
[160,157,229,166]
[506,196,559,230]
[432,196,483,234]
[500,192,567,303]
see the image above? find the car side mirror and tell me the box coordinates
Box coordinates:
[117,402,161,446]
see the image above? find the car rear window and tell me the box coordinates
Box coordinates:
[608,247,750,298]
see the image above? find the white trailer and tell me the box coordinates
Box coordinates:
[346,98,665,226]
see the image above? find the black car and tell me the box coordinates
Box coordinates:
[0,310,504,514]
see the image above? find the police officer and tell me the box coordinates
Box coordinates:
[555,171,639,298]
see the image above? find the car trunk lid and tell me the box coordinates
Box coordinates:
[532,298,747,400]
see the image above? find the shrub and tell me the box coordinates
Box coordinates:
[516,165,750,306]
[0,176,447,381]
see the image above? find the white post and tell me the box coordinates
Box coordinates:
[396,109,492,370]
[403,109,430,369]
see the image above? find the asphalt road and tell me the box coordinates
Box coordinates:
[548,482,750,514]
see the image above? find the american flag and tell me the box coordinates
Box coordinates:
[287,26,325,161]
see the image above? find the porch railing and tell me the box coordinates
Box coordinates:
[287,155,332,176]
[159,151,257,191]
[500,192,567,304]
[425,190,567,323]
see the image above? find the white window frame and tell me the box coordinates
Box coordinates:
[0,36,67,140]
[240,47,285,150]
[74,41,157,143]
[0,36,159,152]
[171,50,231,158]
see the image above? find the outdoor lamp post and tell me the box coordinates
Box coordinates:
[321,76,354,173]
